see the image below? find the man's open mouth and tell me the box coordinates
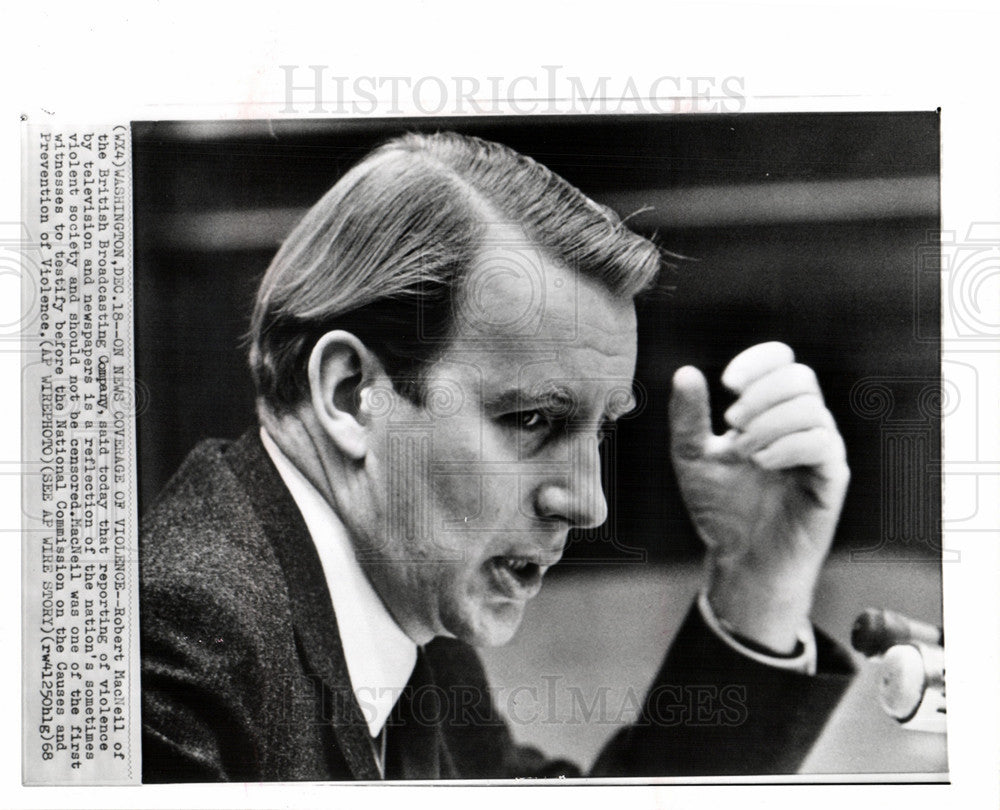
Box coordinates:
[487,556,544,600]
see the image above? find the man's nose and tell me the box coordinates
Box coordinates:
[533,434,608,529]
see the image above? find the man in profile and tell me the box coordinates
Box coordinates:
[140,131,855,781]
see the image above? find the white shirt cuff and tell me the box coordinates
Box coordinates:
[697,589,817,676]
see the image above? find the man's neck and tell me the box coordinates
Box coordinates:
[259,401,437,646]
[257,402,346,513]
[258,425,419,737]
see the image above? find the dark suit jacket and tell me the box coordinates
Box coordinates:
[140,430,856,782]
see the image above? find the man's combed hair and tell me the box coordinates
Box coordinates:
[249,131,661,412]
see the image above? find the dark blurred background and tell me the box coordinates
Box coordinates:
[133,113,941,564]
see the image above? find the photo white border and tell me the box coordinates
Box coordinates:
[4,2,998,808]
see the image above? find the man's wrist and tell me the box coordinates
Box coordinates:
[704,554,820,654]
[697,589,818,675]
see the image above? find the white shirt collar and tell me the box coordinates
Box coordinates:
[260,428,417,737]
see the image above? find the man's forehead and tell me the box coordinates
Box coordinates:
[433,221,639,412]
[451,221,634,342]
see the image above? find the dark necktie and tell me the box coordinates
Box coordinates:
[383,647,447,779]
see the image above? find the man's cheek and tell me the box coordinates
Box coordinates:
[431,468,490,530]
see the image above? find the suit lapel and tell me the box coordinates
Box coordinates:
[224,429,382,781]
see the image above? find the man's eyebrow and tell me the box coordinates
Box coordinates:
[485,383,636,421]
[484,385,575,413]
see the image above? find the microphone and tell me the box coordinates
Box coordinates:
[850,608,946,734]
[851,608,943,658]
[876,642,946,734]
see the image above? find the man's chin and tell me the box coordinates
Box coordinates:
[448,600,527,647]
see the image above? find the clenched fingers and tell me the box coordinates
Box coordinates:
[720,341,795,392]
[733,394,834,455]
[724,363,822,429]
[752,427,847,472]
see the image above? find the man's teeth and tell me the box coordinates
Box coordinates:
[505,557,531,572]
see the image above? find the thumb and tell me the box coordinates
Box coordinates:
[670,366,713,460]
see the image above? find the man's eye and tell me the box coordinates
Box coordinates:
[516,411,545,430]
[499,410,549,433]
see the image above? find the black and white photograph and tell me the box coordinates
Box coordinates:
[131,113,944,781]
[7,3,1000,808]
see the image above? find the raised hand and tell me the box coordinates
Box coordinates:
[669,342,850,652]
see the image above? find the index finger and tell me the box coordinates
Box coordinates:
[720,341,795,393]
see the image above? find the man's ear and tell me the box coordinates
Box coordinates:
[307,330,383,461]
